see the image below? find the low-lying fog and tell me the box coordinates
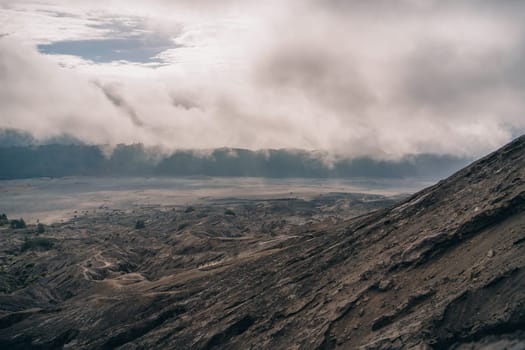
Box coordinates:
[0,176,434,224]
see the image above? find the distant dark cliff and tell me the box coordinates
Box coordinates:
[0,143,469,179]
[0,128,471,179]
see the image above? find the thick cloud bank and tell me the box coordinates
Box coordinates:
[1,0,525,159]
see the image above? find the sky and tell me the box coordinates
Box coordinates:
[1,0,525,159]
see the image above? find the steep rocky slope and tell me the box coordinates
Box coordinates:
[0,136,524,349]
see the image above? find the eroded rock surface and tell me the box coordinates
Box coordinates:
[0,136,524,349]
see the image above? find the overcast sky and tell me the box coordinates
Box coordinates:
[1,0,524,159]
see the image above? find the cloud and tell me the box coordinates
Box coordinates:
[170,92,202,110]
[94,82,144,127]
[0,0,525,159]
[0,36,141,143]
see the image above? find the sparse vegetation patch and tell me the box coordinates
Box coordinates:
[0,213,8,226]
[10,218,26,229]
[21,238,54,252]
[224,209,236,216]
[37,223,45,234]
[135,220,146,229]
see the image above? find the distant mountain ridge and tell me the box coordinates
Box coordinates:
[0,129,470,179]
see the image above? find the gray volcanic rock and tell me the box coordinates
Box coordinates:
[0,136,524,349]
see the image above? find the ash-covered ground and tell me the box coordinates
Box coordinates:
[0,137,524,349]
